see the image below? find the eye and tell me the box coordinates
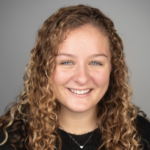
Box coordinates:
[90,61,102,66]
[61,61,73,65]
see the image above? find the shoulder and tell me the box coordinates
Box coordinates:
[136,115,150,135]
[0,120,26,150]
[136,115,150,149]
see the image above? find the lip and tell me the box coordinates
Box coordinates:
[67,88,93,98]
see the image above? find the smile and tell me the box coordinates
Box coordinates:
[68,88,92,95]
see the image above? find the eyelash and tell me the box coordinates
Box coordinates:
[61,61,73,65]
[91,61,102,66]
[61,61,102,66]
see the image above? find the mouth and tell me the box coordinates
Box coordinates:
[68,88,93,95]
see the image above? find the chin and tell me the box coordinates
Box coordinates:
[68,105,93,113]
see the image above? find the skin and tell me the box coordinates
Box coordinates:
[51,24,111,134]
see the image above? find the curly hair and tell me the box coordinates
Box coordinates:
[0,4,141,150]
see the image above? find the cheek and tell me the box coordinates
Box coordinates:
[91,70,110,87]
[52,67,72,86]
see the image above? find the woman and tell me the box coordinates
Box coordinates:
[0,4,150,150]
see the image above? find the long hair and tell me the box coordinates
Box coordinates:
[0,5,141,150]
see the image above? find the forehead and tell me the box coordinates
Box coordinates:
[57,24,110,58]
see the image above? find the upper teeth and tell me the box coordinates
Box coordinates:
[69,88,91,94]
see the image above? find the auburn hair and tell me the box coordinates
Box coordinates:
[0,4,141,150]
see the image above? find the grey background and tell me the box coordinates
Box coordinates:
[0,1,150,118]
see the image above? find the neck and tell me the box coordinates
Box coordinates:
[58,106,98,135]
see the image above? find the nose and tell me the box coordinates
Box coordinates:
[73,64,90,85]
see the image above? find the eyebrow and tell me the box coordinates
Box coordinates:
[56,53,108,58]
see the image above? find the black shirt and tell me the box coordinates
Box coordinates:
[0,115,150,150]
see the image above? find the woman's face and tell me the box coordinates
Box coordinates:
[51,24,111,113]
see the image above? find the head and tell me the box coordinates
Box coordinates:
[29,5,127,115]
